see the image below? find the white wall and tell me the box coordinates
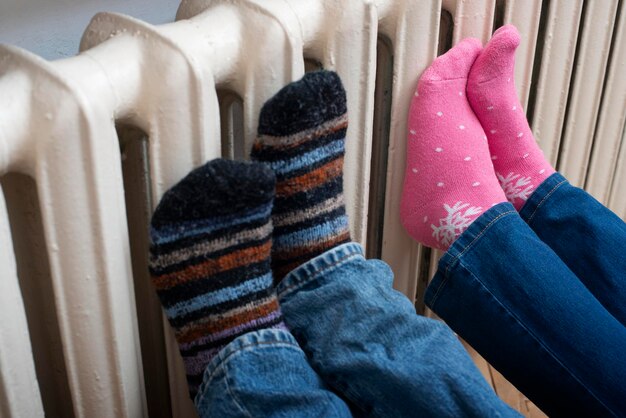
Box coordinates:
[0,0,180,59]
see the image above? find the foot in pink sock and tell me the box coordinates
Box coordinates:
[467,25,555,210]
[400,39,507,251]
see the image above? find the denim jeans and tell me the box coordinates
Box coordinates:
[194,328,353,417]
[278,242,518,418]
[426,173,626,417]
[196,242,518,417]
[519,173,626,325]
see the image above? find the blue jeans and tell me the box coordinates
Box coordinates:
[194,328,353,417]
[520,173,626,325]
[426,173,626,417]
[196,243,518,417]
[278,243,517,417]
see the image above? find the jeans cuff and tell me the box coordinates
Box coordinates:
[519,172,568,225]
[276,242,364,299]
[425,202,518,307]
[195,328,298,404]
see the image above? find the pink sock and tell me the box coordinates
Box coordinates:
[467,25,555,210]
[400,39,507,251]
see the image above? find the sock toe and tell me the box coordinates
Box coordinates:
[257,70,347,137]
[152,159,275,227]
[492,23,521,41]
[420,38,482,83]
[470,25,520,84]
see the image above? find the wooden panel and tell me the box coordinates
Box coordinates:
[490,367,549,418]
[460,339,493,386]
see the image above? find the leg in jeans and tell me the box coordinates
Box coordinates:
[278,243,519,418]
[425,202,626,417]
[195,328,353,418]
[254,66,513,417]
[520,172,626,324]
[465,26,626,322]
[397,23,625,417]
[148,160,351,417]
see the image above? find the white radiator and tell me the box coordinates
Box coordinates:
[0,1,624,417]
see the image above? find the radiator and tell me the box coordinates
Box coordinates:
[1,0,624,417]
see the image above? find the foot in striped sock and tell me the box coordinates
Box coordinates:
[251,70,351,280]
[149,159,286,398]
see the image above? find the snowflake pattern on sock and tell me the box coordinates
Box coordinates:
[431,202,484,248]
[496,172,534,205]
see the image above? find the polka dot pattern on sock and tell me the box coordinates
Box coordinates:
[401,39,507,250]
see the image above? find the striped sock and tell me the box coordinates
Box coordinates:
[251,70,351,280]
[148,159,286,398]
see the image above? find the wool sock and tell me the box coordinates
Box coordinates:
[467,24,555,210]
[251,70,351,280]
[148,159,286,398]
[400,39,508,251]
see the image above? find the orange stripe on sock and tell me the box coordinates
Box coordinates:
[152,241,271,290]
[273,231,351,279]
[273,230,351,261]
[276,157,343,197]
[176,298,280,343]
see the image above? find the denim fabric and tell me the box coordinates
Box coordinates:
[520,172,626,325]
[278,242,519,418]
[195,328,353,418]
[425,202,626,417]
